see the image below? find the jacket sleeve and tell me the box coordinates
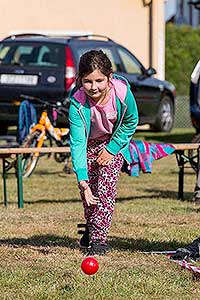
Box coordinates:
[69,100,89,182]
[105,87,138,155]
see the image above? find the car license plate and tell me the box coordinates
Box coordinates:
[0,74,38,85]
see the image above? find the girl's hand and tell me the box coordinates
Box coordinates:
[97,148,114,166]
[79,181,99,206]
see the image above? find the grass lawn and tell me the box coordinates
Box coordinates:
[0,127,200,299]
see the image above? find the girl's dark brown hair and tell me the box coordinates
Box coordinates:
[76,50,113,88]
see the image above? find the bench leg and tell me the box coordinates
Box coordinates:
[178,163,184,200]
[176,150,184,200]
[16,154,24,208]
[2,158,8,207]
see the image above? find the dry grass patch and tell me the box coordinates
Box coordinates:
[0,128,200,299]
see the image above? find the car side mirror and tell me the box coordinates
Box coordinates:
[146,67,157,77]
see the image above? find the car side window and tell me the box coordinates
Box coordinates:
[117,47,142,75]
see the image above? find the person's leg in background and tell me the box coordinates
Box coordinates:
[193,167,200,204]
[171,164,200,260]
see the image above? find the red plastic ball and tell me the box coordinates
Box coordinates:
[81,257,99,275]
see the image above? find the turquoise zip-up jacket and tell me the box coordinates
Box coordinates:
[69,74,138,182]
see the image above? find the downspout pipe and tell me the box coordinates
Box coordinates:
[142,0,153,67]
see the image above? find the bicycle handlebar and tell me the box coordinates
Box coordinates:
[20,94,69,113]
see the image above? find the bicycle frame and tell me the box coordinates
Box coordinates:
[18,94,71,178]
[29,110,69,156]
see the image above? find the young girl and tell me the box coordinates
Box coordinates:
[69,50,138,255]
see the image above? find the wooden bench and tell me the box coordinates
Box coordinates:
[0,143,199,208]
[0,147,70,208]
[173,143,200,200]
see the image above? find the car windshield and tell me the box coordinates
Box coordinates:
[0,42,63,67]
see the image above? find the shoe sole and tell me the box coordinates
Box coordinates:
[79,243,90,249]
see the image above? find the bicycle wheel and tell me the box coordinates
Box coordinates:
[21,131,40,178]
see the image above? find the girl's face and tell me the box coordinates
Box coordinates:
[81,69,111,102]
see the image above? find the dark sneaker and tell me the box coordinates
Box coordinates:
[170,248,194,260]
[63,165,73,174]
[80,231,90,248]
[193,197,200,206]
[86,242,111,256]
[77,224,90,248]
[185,237,200,259]
[170,237,200,261]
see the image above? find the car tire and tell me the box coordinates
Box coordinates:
[152,96,174,132]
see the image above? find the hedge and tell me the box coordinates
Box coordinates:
[165,23,200,96]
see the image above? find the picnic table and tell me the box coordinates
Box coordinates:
[0,147,70,208]
[0,143,199,208]
[173,143,200,200]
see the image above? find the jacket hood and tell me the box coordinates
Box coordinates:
[72,74,128,106]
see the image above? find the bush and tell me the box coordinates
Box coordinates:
[165,23,200,96]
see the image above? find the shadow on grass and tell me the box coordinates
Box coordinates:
[0,234,78,251]
[110,236,186,252]
[24,197,81,205]
[5,189,192,206]
[117,189,193,202]
[0,234,186,253]
[171,170,195,175]
[25,189,191,205]
[33,170,64,176]
[33,170,74,176]
[0,198,81,206]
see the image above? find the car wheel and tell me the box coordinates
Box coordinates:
[152,96,174,132]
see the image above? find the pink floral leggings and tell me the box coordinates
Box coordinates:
[80,139,124,244]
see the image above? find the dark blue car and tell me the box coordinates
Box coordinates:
[0,33,176,134]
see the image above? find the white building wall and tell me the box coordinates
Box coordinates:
[0,0,165,79]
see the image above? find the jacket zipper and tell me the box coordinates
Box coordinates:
[78,106,89,140]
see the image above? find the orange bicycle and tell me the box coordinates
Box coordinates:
[20,94,70,178]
